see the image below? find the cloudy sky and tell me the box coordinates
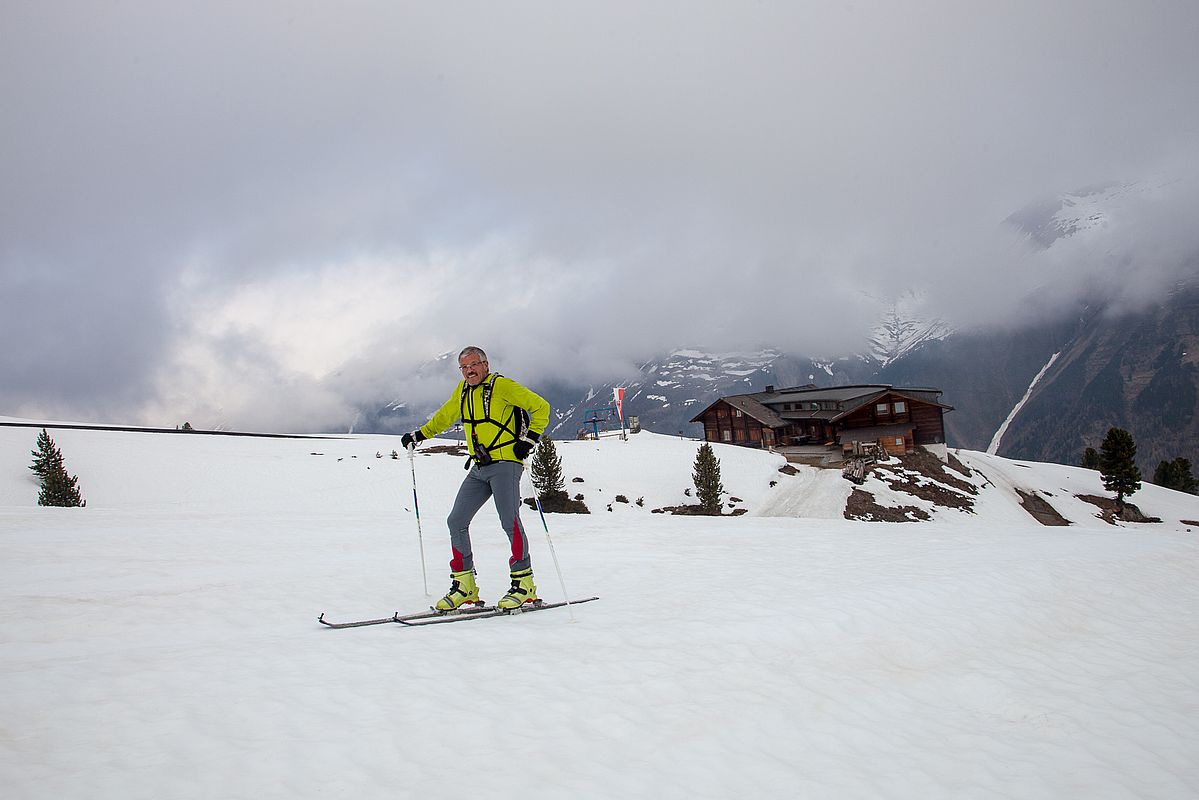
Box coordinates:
[4,1,1198,431]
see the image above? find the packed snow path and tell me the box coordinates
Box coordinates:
[755,465,852,518]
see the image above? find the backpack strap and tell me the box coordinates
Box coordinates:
[459,374,529,458]
[459,373,503,425]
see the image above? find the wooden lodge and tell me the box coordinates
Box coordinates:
[689,384,953,460]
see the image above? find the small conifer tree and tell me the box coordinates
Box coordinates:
[1152,457,1197,495]
[692,442,724,515]
[1081,447,1101,470]
[31,429,85,507]
[524,436,589,513]
[530,436,566,496]
[29,428,55,481]
[1098,427,1140,512]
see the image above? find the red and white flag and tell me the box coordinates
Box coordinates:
[613,387,626,422]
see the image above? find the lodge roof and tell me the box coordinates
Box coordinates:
[689,384,953,425]
[720,395,787,428]
[750,383,948,404]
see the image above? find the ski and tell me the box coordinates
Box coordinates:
[398,596,599,626]
[317,605,495,629]
[317,612,400,628]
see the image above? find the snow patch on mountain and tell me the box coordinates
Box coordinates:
[865,290,954,367]
[546,348,787,438]
[988,351,1061,455]
[1005,176,1186,249]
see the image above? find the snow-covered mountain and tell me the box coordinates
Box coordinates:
[364,174,1196,472]
[547,348,879,439]
[866,290,954,367]
[370,335,949,444]
[881,281,1199,474]
[551,348,782,438]
[364,296,956,442]
[886,171,1199,472]
[1004,175,1186,249]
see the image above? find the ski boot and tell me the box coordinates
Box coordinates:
[434,569,483,612]
[497,568,539,610]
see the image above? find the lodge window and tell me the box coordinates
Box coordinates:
[722,430,731,442]
[876,402,890,415]
[734,409,742,417]
[893,401,906,414]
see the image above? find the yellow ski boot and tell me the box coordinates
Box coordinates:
[434,570,482,612]
[496,568,539,610]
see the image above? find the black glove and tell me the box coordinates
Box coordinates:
[513,431,540,461]
[400,430,426,450]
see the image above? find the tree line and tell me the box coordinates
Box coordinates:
[1081,427,1197,508]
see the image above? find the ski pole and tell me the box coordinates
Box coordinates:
[524,468,575,622]
[408,444,429,596]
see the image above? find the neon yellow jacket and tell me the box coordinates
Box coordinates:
[420,373,550,463]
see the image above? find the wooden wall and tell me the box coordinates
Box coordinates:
[910,402,946,444]
[698,403,773,448]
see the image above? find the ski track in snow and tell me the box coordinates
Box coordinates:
[2,424,1199,799]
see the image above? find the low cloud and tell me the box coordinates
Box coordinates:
[3,2,1198,429]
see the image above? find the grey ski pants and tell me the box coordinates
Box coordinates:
[445,460,531,574]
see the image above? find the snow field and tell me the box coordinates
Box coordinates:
[2,424,1199,798]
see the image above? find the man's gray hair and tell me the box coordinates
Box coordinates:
[459,346,488,362]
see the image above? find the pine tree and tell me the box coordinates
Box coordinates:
[31,429,85,507]
[1081,447,1101,470]
[1152,457,1198,494]
[692,442,724,515]
[530,436,565,496]
[29,428,55,480]
[524,436,589,513]
[1098,427,1140,512]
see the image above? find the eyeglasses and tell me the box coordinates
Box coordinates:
[459,360,486,372]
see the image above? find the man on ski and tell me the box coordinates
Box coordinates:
[401,346,550,612]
